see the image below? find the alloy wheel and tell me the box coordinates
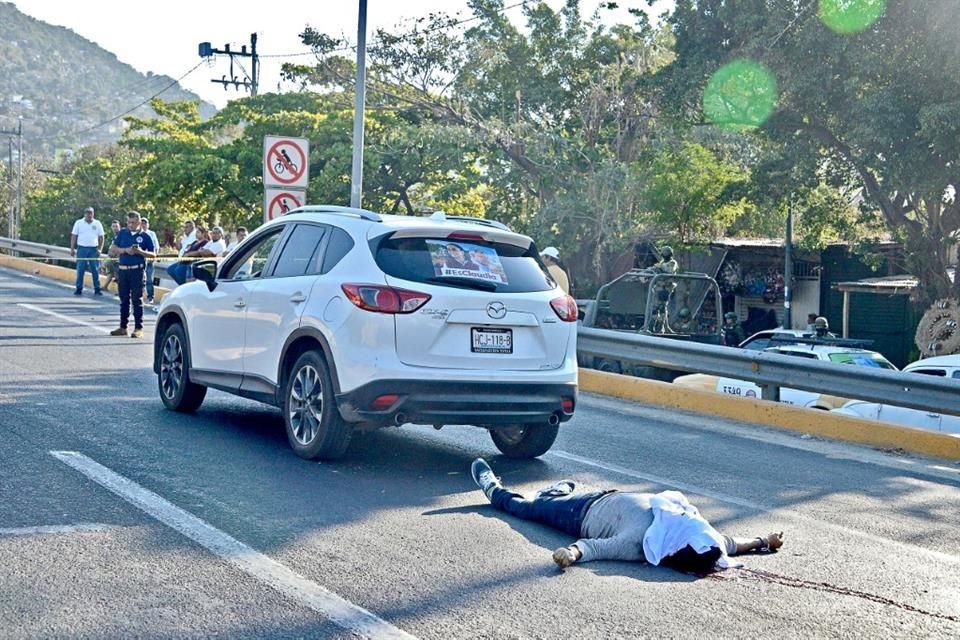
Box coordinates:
[289,364,323,445]
[160,334,183,400]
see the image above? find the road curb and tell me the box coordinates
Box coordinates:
[580,369,960,461]
[0,254,172,302]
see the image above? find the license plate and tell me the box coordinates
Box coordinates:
[471,327,513,353]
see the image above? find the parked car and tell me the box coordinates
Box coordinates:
[153,206,579,460]
[672,342,898,409]
[832,354,960,434]
[738,328,814,350]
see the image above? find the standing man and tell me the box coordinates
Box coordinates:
[109,212,155,338]
[69,207,104,296]
[178,220,197,257]
[540,247,570,295]
[723,312,746,347]
[140,217,160,304]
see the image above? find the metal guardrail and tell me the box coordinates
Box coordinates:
[5,236,959,419]
[0,236,172,277]
[578,326,960,417]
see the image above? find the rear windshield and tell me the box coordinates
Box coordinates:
[373,234,553,293]
[828,352,897,369]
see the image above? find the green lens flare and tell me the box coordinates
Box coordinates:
[818,0,886,34]
[702,60,778,130]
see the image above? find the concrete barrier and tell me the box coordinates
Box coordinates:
[580,369,960,461]
[0,254,172,302]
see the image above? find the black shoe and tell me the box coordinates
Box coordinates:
[94,290,103,296]
[471,458,501,502]
[73,289,82,296]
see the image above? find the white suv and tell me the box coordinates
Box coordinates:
[153,206,578,460]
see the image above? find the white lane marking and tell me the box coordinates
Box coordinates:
[0,523,120,537]
[548,449,960,566]
[17,303,112,334]
[50,451,416,640]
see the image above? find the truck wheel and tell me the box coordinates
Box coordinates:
[157,323,206,412]
[490,424,559,459]
[283,350,352,460]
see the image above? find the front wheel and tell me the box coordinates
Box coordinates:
[157,323,206,412]
[490,423,559,459]
[283,350,352,460]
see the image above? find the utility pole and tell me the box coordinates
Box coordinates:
[1,117,23,239]
[198,34,259,96]
[783,197,794,329]
[350,0,368,208]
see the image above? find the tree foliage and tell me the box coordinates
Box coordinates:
[660,0,960,303]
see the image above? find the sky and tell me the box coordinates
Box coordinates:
[13,0,673,110]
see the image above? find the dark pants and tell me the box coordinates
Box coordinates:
[490,488,614,537]
[118,266,145,329]
[74,246,101,292]
[145,262,155,299]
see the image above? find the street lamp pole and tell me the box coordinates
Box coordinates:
[350,0,368,208]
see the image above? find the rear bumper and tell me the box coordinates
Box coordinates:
[336,380,577,426]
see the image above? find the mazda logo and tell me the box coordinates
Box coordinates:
[486,302,507,319]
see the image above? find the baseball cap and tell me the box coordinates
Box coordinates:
[541,246,560,260]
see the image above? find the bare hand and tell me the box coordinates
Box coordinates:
[70,248,75,257]
[765,532,784,551]
[552,546,579,569]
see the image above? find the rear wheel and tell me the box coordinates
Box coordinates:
[490,423,559,459]
[157,323,206,412]
[283,350,352,460]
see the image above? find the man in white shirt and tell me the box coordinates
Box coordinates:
[70,206,105,296]
[140,217,161,303]
[194,226,226,258]
[222,226,248,256]
[178,220,196,257]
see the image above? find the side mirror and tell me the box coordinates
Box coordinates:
[192,259,218,292]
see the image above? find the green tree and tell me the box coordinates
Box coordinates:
[641,142,751,244]
[660,0,960,304]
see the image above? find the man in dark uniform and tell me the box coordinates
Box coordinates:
[109,211,155,338]
[723,312,746,346]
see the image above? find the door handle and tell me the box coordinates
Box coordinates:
[234,299,246,309]
[289,294,306,304]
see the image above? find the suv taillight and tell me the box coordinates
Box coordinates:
[341,284,431,314]
[550,295,579,322]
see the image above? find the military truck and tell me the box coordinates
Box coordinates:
[578,269,723,380]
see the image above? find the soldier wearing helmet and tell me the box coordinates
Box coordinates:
[654,245,678,275]
[723,311,745,346]
[814,316,836,338]
[674,307,695,333]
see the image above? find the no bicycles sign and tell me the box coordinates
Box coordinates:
[263,136,309,189]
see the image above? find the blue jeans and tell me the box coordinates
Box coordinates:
[490,488,615,537]
[74,246,101,292]
[167,261,191,285]
[145,261,155,299]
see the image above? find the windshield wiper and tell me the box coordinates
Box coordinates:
[425,276,499,291]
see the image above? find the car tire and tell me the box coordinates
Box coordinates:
[490,423,559,459]
[283,350,352,460]
[157,323,207,412]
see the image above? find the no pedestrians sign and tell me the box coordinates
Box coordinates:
[264,188,304,222]
[263,136,309,189]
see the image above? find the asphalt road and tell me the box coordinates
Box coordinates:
[2,266,959,639]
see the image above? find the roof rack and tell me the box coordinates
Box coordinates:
[427,211,511,231]
[294,205,383,223]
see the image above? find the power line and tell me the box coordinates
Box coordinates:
[258,0,530,60]
[44,61,206,141]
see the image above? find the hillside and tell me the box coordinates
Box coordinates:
[0,1,215,155]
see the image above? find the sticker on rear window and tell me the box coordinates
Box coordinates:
[426,240,508,284]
